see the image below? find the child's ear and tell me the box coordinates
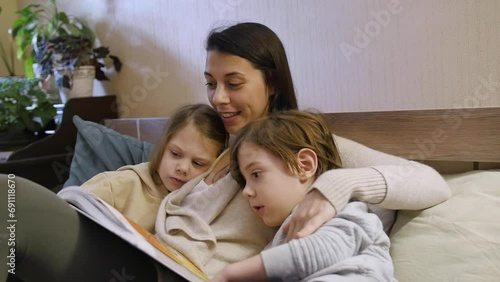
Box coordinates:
[296,148,318,181]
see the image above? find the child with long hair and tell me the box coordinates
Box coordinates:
[81,103,228,233]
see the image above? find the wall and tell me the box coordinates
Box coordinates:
[17,0,500,117]
[0,0,23,76]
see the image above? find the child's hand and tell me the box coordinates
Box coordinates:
[211,268,229,282]
[210,255,267,282]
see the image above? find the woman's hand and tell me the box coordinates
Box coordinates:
[283,189,337,242]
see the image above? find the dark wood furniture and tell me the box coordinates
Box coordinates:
[0,96,118,191]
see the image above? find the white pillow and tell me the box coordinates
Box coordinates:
[390,170,500,282]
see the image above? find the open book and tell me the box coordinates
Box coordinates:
[58,186,209,282]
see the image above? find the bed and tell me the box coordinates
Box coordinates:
[321,108,500,281]
[63,106,500,281]
[97,108,500,282]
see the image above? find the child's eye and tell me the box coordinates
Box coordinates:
[171,151,180,157]
[192,161,205,167]
[251,171,261,179]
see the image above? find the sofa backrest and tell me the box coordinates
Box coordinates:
[104,118,168,144]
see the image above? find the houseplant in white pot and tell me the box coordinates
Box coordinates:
[35,35,122,103]
[11,0,95,78]
[11,0,121,103]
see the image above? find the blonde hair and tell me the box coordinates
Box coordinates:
[149,104,228,184]
[230,110,342,187]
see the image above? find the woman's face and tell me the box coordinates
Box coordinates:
[205,51,273,135]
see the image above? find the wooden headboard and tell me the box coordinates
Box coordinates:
[105,107,500,173]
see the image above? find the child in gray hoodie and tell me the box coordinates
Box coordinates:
[212,110,395,282]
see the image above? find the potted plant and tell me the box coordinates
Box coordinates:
[11,0,95,78]
[11,0,121,103]
[35,35,122,103]
[0,77,57,150]
[0,6,57,151]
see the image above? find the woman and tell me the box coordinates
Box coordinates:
[152,22,450,277]
[0,22,450,281]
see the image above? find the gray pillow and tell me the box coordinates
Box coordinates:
[63,115,154,187]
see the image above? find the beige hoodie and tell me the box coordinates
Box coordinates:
[81,162,167,233]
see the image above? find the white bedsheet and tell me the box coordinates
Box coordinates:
[390,170,500,282]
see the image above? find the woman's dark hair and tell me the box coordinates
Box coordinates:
[149,103,228,184]
[205,22,298,112]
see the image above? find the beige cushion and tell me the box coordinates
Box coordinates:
[390,170,500,282]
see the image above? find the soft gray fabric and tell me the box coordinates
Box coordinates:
[261,202,395,282]
[63,115,153,187]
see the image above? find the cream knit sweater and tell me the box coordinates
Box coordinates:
[155,134,452,277]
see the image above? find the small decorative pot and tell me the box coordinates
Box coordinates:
[56,66,95,103]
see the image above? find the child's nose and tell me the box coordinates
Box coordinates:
[176,161,189,175]
[242,185,255,198]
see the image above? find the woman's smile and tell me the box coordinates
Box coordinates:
[219,112,240,119]
[219,111,241,125]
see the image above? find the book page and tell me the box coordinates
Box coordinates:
[125,217,209,281]
[58,186,209,282]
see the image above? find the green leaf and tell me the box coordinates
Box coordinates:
[25,21,39,31]
[66,24,81,35]
[24,57,35,78]
[0,78,56,132]
[78,20,95,44]
[47,22,54,34]
[11,19,27,37]
[57,12,70,24]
